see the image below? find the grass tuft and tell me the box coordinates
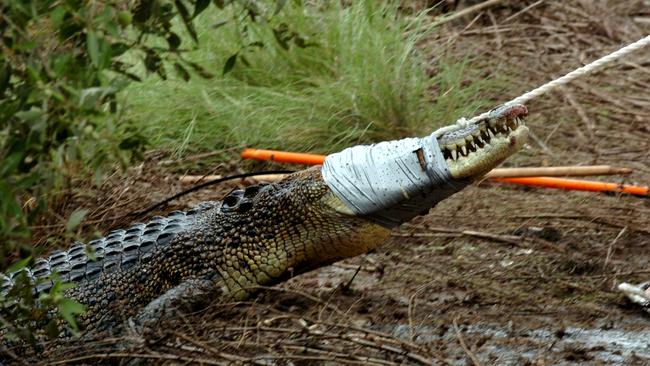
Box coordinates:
[123,1,500,158]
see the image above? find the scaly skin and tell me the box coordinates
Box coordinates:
[0,104,528,338]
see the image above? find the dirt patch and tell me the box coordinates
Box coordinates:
[22,1,650,365]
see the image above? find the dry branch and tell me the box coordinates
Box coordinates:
[433,0,508,26]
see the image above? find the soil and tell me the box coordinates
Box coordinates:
[24,1,650,365]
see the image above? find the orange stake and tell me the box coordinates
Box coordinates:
[493,177,649,197]
[240,148,647,197]
[241,148,325,165]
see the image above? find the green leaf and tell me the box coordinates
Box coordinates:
[274,0,287,15]
[86,32,100,67]
[239,55,250,67]
[45,319,60,339]
[243,1,260,20]
[175,0,198,42]
[133,0,154,22]
[6,257,31,274]
[110,42,130,57]
[294,36,317,48]
[50,6,67,28]
[174,62,190,81]
[144,51,162,74]
[273,24,290,50]
[0,60,11,95]
[186,61,214,79]
[193,0,211,18]
[57,298,86,331]
[46,278,76,295]
[0,152,23,177]
[222,53,237,75]
[25,66,40,83]
[119,134,146,150]
[14,107,44,123]
[65,209,89,232]
[78,87,117,109]
[167,32,181,50]
[248,41,264,49]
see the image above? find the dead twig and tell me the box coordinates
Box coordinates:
[433,0,507,27]
[453,317,483,366]
[279,345,399,365]
[173,332,248,363]
[397,226,567,253]
[158,147,242,166]
[408,284,430,342]
[560,86,594,129]
[485,165,632,178]
[603,226,627,271]
[48,352,229,366]
[248,285,347,318]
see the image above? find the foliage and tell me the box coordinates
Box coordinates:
[0,0,215,269]
[1,266,85,346]
[0,0,290,344]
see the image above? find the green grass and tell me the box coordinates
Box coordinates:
[122,1,499,158]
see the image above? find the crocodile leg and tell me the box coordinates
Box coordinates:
[128,274,223,334]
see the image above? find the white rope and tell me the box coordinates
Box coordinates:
[507,34,650,107]
[437,34,650,134]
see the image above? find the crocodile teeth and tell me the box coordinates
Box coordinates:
[440,116,524,161]
[467,141,476,152]
[481,130,491,142]
[458,145,467,157]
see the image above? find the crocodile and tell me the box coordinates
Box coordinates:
[1,104,528,341]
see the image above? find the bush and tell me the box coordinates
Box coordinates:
[0,0,289,343]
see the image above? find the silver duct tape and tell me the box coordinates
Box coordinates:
[322,133,468,227]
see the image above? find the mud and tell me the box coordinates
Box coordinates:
[386,323,650,365]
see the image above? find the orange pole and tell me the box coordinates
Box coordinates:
[493,177,649,197]
[241,148,325,165]
[240,148,647,197]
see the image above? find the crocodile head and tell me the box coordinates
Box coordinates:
[436,104,529,179]
[320,103,529,227]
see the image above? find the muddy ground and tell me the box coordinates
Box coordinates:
[26,1,650,365]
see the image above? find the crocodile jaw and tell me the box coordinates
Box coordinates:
[437,105,529,179]
[445,126,529,178]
